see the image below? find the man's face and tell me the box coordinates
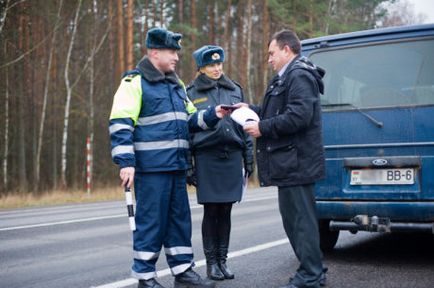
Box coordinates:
[268,39,291,72]
[154,49,179,73]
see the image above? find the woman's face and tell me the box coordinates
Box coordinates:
[200,62,223,80]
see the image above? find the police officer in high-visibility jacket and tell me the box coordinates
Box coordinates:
[109,27,229,288]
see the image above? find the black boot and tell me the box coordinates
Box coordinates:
[203,236,225,280]
[174,268,216,288]
[138,278,166,288]
[218,229,235,279]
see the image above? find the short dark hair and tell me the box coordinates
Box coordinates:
[270,29,301,55]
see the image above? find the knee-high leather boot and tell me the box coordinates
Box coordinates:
[203,236,224,281]
[217,229,235,279]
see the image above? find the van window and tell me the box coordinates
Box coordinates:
[310,39,434,110]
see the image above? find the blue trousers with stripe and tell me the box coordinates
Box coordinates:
[131,171,194,280]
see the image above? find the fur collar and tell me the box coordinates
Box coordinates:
[194,73,236,92]
[136,56,180,85]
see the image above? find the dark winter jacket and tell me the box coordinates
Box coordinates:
[251,56,325,187]
[187,74,254,164]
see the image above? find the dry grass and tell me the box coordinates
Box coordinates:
[0,180,257,210]
[0,187,124,210]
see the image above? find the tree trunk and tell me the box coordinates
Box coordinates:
[236,0,245,87]
[208,0,214,43]
[36,0,63,191]
[126,0,134,69]
[261,0,270,101]
[108,0,115,89]
[190,0,197,75]
[17,4,28,192]
[116,0,125,80]
[223,0,232,76]
[160,0,164,24]
[0,0,9,35]
[3,42,9,192]
[245,0,253,104]
[61,0,82,188]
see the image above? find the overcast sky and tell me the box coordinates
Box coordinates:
[407,0,434,23]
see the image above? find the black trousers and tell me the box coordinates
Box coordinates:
[278,184,323,288]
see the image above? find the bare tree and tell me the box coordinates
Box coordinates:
[35,0,63,190]
[61,0,82,188]
[3,42,9,191]
[380,0,427,27]
[245,0,253,103]
[126,0,134,70]
[0,0,10,35]
[116,0,125,80]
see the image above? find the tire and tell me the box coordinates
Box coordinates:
[318,219,339,252]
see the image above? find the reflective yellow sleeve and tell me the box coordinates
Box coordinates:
[109,75,142,125]
[185,96,197,114]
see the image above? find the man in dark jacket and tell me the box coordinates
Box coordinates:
[239,29,327,288]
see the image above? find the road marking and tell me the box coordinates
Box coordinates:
[91,238,289,288]
[0,195,277,232]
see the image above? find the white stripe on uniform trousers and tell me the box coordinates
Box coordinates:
[131,270,157,280]
[164,246,193,255]
[197,110,209,130]
[133,250,161,260]
[137,112,188,126]
[111,145,134,157]
[171,263,193,275]
[109,123,134,134]
[134,140,189,151]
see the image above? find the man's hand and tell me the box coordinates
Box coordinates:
[120,167,135,188]
[215,105,231,118]
[243,122,262,138]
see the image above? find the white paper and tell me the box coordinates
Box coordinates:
[231,107,260,126]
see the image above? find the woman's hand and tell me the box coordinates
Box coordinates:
[215,105,231,118]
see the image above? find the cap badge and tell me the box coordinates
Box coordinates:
[211,53,220,60]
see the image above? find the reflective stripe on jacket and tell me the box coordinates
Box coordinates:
[109,58,219,172]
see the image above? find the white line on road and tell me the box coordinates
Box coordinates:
[91,238,289,288]
[0,195,277,232]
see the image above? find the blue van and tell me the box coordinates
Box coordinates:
[301,24,434,251]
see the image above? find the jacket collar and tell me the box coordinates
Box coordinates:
[136,56,180,85]
[194,73,236,92]
[281,55,325,94]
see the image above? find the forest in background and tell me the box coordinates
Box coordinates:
[0,0,426,195]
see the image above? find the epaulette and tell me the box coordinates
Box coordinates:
[122,69,141,82]
[231,79,243,90]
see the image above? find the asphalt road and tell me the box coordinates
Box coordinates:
[1,187,433,288]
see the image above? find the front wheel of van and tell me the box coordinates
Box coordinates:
[318,220,339,252]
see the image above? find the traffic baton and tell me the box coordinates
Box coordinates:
[124,186,136,231]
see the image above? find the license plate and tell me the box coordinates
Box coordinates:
[350,168,414,185]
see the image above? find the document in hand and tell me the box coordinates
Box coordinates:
[230,107,260,126]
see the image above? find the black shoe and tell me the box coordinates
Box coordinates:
[320,268,328,287]
[138,278,166,288]
[218,262,234,279]
[174,268,216,288]
[207,263,224,281]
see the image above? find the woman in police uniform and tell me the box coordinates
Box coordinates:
[186,45,253,281]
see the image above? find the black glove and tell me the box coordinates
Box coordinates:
[244,162,254,178]
[186,168,197,186]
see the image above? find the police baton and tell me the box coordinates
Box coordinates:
[124,186,136,231]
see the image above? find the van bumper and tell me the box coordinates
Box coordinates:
[316,200,434,233]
